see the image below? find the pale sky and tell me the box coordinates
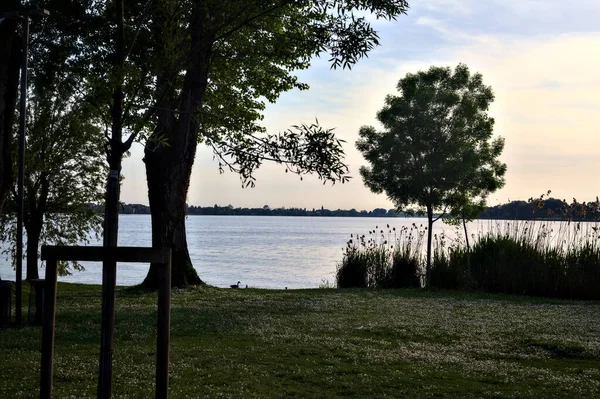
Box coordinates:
[120,0,600,210]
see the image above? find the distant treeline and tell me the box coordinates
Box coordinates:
[480,197,600,221]
[116,204,405,217]
[107,197,600,220]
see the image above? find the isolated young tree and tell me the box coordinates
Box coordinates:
[356,64,506,288]
[0,82,106,280]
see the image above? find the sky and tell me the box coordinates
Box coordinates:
[120,0,600,210]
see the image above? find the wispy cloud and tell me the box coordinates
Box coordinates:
[530,80,563,90]
[414,0,477,16]
[552,102,600,110]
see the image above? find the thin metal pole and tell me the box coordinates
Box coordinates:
[15,14,30,326]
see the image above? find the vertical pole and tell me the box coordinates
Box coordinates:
[15,14,30,326]
[98,0,125,395]
[40,258,58,399]
[98,232,118,398]
[156,251,171,399]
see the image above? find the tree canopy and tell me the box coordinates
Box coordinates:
[137,0,410,287]
[0,61,106,280]
[0,0,21,215]
[5,0,411,288]
[356,64,506,287]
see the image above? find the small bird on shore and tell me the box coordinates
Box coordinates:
[230,281,241,289]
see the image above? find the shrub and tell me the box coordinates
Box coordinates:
[336,246,369,288]
[388,250,421,288]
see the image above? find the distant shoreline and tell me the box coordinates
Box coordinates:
[118,213,600,223]
[102,198,600,222]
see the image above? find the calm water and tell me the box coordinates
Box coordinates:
[0,216,450,289]
[1,216,594,289]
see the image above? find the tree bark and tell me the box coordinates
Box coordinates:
[141,4,212,289]
[24,173,48,280]
[98,1,127,395]
[25,219,41,280]
[142,137,203,288]
[0,2,20,214]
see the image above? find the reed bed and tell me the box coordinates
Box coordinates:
[336,220,600,300]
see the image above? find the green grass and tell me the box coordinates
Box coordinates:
[1,283,599,398]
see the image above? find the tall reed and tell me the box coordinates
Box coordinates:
[336,224,424,288]
[336,219,600,300]
[433,220,600,299]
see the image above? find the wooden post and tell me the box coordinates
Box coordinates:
[156,250,171,399]
[40,258,58,399]
[39,246,172,398]
[98,259,117,399]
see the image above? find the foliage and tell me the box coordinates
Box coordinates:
[1,284,599,398]
[0,81,106,277]
[139,0,410,183]
[26,0,411,287]
[0,0,20,215]
[60,0,411,182]
[118,196,600,220]
[356,64,506,287]
[0,3,108,278]
[117,203,401,217]
[481,191,600,221]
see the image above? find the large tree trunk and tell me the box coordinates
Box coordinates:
[141,4,212,289]
[24,174,48,281]
[0,1,20,214]
[25,220,41,280]
[142,130,203,288]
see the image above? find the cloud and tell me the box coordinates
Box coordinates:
[530,80,563,90]
[414,16,446,32]
[552,102,600,110]
[413,0,477,16]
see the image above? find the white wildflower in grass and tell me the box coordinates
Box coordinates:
[1,284,599,398]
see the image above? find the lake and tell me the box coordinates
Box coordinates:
[0,216,594,289]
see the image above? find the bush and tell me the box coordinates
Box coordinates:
[336,246,369,288]
[388,252,421,288]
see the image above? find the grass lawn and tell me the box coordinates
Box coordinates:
[1,284,599,398]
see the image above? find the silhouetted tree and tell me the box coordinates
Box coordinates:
[357,64,506,288]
